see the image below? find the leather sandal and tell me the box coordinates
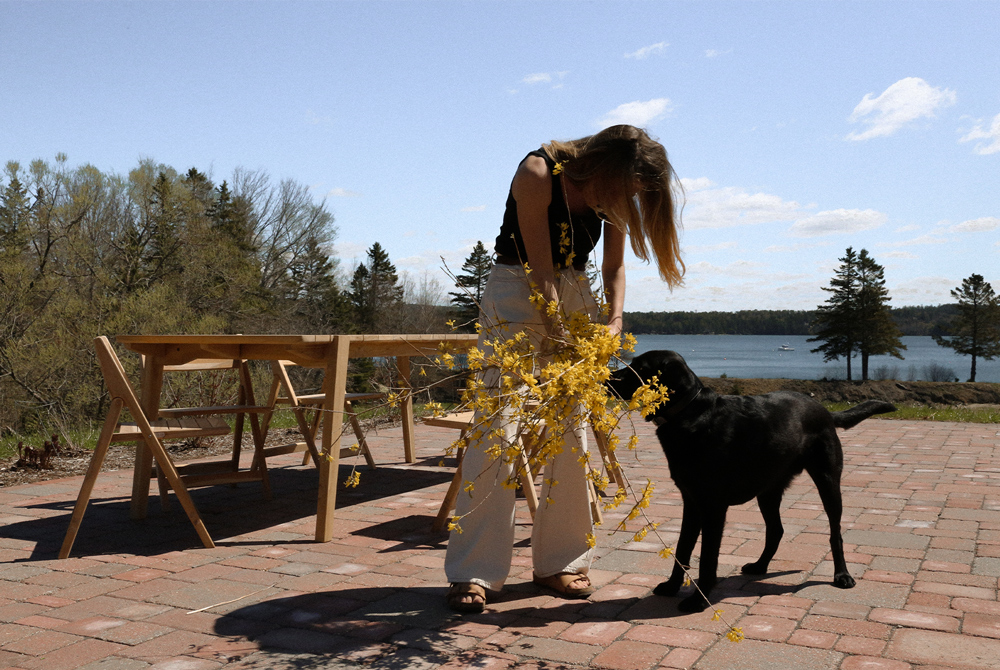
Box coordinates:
[532,572,595,598]
[447,582,486,613]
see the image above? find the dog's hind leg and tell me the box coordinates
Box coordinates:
[808,462,856,589]
[742,488,784,576]
[654,498,701,597]
[678,505,727,612]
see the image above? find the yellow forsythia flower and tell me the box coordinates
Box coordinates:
[343,471,361,488]
[552,161,564,175]
[658,547,673,559]
[711,609,724,622]
[586,532,596,548]
[727,627,744,643]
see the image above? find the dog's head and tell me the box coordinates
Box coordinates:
[607,350,704,422]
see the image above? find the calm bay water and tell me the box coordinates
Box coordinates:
[630,335,1000,383]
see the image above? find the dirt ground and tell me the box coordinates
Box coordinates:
[700,376,1000,407]
[3,378,999,489]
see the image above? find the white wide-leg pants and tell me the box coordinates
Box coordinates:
[444,264,599,591]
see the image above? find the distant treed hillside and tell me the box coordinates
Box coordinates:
[623,305,959,336]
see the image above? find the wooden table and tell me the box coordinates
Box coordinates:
[117,333,478,541]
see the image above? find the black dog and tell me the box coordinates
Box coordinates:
[608,350,896,612]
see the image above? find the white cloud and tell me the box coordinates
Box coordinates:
[892,276,958,305]
[788,209,888,237]
[685,259,780,279]
[845,77,956,141]
[951,216,1000,233]
[894,224,921,233]
[461,205,487,212]
[685,241,738,254]
[522,71,568,86]
[882,250,919,259]
[762,241,831,254]
[624,42,668,59]
[892,233,948,246]
[682,183,803,229]
[704,48,732,58]
[523,73,552,84]
[598,98,672,128]
[959,113,1000,155]
[679,176,715,192]
[333,241,367,260]
[327,187,361,197]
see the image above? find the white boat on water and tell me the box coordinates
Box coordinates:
[779,344,794,351]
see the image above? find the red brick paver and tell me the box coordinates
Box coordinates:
[0,419,998,669]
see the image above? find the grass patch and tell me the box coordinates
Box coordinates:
[0,424,106,461]
[824,402,1000,424]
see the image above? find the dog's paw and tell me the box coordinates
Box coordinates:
[653,579,682,597]
[833,573,856,589]
[678,593,710,613]
[741,561,768,575]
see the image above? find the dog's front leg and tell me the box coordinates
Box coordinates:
[654,497,700,597]
[679,505,727,612]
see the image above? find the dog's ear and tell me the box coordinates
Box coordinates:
[606,363,645,401]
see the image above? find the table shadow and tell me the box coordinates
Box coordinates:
[5,462,452,561]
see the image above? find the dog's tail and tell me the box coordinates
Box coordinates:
[831,399,897,430]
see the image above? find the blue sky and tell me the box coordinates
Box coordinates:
[2,1,998,312]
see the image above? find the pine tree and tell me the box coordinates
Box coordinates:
[808,247,861,380]
[145,171,183,282]
[855,250,905,380]
[209,181,256,254]
[932,274,1000,382]
[349,242,404,333]
[448,241,493,331]
[284,235,347,331]
[0,165,30,253]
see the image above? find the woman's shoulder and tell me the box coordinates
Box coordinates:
[512,153,553,204]
[517,153,550,179]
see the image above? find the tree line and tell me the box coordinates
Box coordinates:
[623,305,960,337]
[0,157,446,434]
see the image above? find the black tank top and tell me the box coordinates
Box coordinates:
[494,149,603,269]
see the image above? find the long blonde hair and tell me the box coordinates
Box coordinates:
[543,125,684,287]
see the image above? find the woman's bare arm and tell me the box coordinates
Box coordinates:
[511,155,559,320]
[602,221,626,336]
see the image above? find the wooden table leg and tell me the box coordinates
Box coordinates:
[397,356,415,463]
[316,335,349,542]
[130,359,163,520]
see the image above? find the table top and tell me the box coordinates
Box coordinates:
[117,333,479,365]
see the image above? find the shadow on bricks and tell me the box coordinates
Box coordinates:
[5,463,452,562]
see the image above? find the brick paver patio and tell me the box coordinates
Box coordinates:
[1,417,999,669]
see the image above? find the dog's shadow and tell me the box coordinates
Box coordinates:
[631,570,832,619]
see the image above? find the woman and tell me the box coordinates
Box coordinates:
[446,124,684,613]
